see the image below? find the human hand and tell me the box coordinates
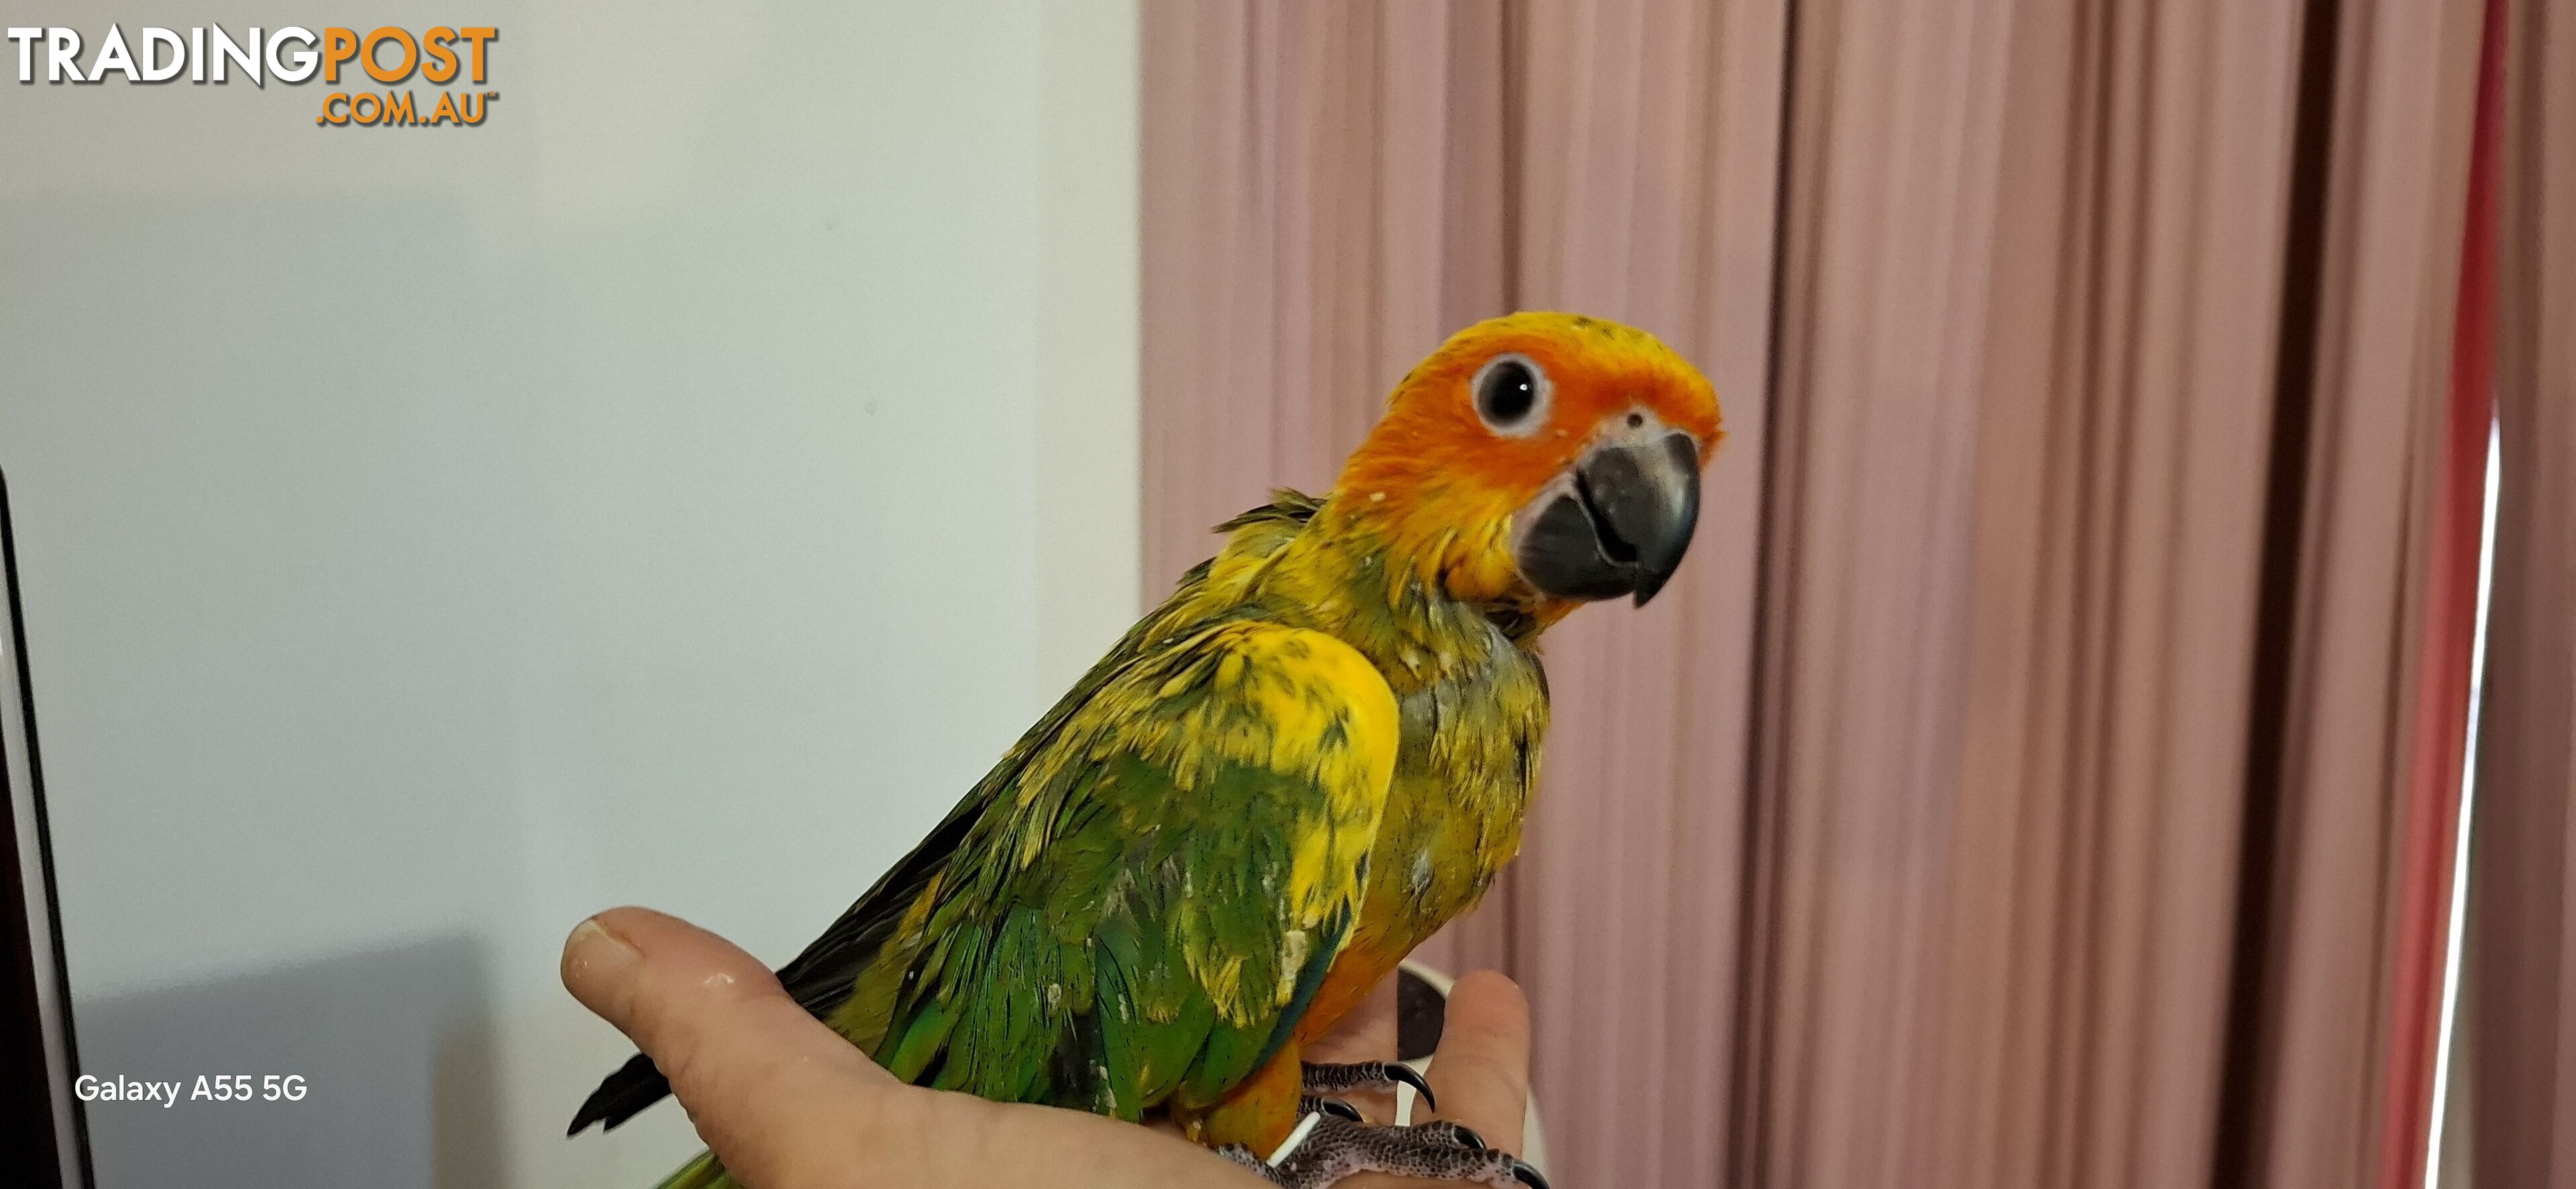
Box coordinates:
[561,907,1538,1189]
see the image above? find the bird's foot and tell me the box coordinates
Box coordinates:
[1231,1116,1548,1189]
[1299,1060,1436,1114]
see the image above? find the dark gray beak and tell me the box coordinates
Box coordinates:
[1512,432,1702,606]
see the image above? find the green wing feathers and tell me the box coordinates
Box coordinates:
[624,576,1400,1189]
[838,620,1398,1117]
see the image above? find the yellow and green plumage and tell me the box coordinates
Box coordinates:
[573,313,1722,1187]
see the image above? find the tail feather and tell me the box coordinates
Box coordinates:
[567,1053,671,1135]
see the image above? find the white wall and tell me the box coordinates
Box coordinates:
[0,2,1139,1185]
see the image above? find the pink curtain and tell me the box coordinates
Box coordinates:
[1140,1,2495,1185]
[2464,0,2576,1182]
[2380,0,2507,1180]
[1744,1,2481,1185]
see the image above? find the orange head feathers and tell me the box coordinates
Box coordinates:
[1331,312,1722,612]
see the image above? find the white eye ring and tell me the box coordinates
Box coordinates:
[1470,353,1551,437]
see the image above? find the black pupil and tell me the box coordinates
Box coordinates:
[1482,361,1536,423]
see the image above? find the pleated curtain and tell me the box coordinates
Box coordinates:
[1137,2,2519,1186]
[2461,0,2576,1184]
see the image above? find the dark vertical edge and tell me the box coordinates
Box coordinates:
[2058,0,2128,1170]
[1727,0,1803,1182]
[2028,1,2112,1178]
[0,469,90,1189]
[2212,0,2345,1180]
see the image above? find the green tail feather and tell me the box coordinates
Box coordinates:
[652,1149,735,1189]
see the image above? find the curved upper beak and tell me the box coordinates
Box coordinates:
[1512,431,1703,606]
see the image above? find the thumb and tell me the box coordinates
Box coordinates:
[561,907,909,1183]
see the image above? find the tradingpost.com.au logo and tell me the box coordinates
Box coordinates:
[8,24,498,126]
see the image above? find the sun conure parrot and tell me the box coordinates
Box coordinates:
[570,311,1721,1188]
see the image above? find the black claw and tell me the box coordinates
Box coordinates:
[1510,1158,1552,1189]
[1440,1123,1487,1151]
[1383,1063,1437,1113]
[1308,1098,1364,1123]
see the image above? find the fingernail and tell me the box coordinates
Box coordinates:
[562,917,643,1019]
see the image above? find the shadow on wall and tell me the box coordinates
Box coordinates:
[74,935,506,1189]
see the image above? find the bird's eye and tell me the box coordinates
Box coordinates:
[1472,353,1550,436]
